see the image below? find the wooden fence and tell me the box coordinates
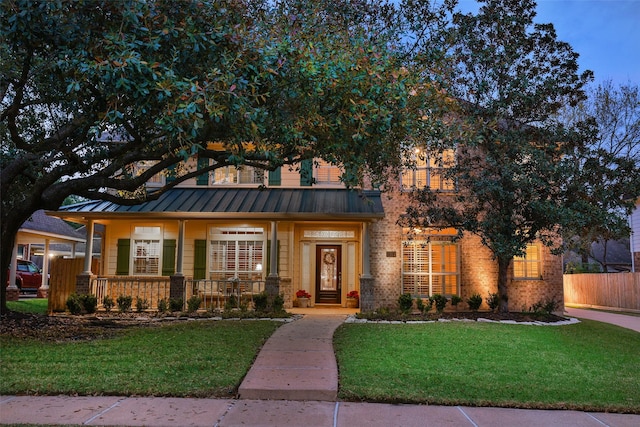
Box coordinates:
[48,258,99,313]
[563,273,640,312]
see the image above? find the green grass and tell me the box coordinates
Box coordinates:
[334,320,640,413]
[0,320,280,397]
[6,298,49,315]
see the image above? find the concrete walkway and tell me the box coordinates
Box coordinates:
[565,307,640,333]
[238,314,345,401]
[2,309,640,426]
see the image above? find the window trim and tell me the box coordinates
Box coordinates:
[513,244,542,280]
[130,225,163,276]
[401,149,456,192]
[401,228,460,297]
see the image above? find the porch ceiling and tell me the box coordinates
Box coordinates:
[48,188,385,222]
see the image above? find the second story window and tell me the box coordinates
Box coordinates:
[315,160,342,185]
[402,149,455,191]
[213,166,265,185]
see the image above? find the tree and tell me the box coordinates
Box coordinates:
[558,81,640,269]
[402,0,595,312]
[0,0,452,312]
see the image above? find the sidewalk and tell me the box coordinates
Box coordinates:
[2,310,640,426]
[565,307,640,333]
[2,395,639,426]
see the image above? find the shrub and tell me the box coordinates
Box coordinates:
[272,293,285,312]
[487,292,500,312]
[102,295,114,312]
[117,295,133,313]
[135,297,149,313]
[157,298,169,313]
[169,298,183,312]
[187,295,202,313]
[82,294,98,314]
[66,293,83,315]
[530,297,561,315]
[253,292,268,312]
[430,294,448,313]
[450,294,463,306]
[415,297,433,314]
[225,294,238,311]
[467,293,482,311]
[398,293,414,313]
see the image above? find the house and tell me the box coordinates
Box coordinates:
[6,210,86,300]
[48,156,564,312]
[630,198,640,273]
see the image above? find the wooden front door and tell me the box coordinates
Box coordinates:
[316,245,341,304]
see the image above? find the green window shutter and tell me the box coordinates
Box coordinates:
[266,240,281,275]
[268,167,281,186]
[162,239,176,276]
[196,157,209,186]
[116,239,130,275]
[194,239,207,280]
[300,159,313,186]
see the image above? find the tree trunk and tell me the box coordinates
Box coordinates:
[497,257,511,313]
[1,206,33,314]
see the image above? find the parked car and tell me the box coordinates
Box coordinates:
[6,259,43,291]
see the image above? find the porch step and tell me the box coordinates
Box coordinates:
[238,315,345,401]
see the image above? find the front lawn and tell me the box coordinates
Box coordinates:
[334,320,640,413]
[1,320,280,397]
[7,298,48,315]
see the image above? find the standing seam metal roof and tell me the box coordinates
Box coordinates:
[55,188,385,219]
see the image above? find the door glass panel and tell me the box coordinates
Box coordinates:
[320,248,338,291]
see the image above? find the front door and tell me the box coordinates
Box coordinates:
[316,245,341,304]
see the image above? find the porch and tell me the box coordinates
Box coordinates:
[90,276,267,312]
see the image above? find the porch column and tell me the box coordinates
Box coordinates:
[359,222,374,311]
[361,222,372,279]
[176,220,185,276]
[269,221,278,278]
[6,243,19,301]
[71,242,77,258]
[37,239,50,298]
[265,221,280,299]
[83,219,95,274]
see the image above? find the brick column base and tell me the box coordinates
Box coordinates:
[37,287,49,299]
[359,276,375,312]
[6,287,20,301]
[279,277,292,308]
[170,275,186,306]
[76,273,94,295]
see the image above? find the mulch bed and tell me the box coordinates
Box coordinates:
[355,310,568,323]
[1,309,568,342]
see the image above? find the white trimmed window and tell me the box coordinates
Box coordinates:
[402,149,455,191]
[132,226,162,275]
[402,228,459,296]
[315,160,342,185]
[213,166,265,185]
[209,227,265,280]
[513,244,541,279]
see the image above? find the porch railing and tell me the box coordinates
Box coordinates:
[91,276,172,310]
[90,276,265,312]
[187,279,265,311]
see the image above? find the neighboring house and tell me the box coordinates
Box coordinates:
[6,210,86,300]
[630,198,640,273]
[564,239,633,273]
[49,156,564,312]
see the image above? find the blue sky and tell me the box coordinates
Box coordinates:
[457,0,640,85]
